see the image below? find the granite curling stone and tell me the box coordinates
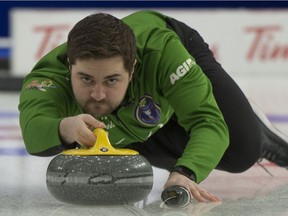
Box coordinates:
[46,129,153,205]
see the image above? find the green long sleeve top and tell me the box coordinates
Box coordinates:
[18,10,229,183]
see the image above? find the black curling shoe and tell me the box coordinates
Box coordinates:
[252,102,288,167]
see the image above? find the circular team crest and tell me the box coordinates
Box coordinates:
[135,95,161,126]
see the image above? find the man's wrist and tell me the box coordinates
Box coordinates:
[171,166,196,182]
[61,141,79,150]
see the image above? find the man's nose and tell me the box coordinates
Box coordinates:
[90,85,106,101]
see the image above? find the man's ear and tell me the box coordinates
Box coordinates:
[129,59,137,81]
[67,58,71,71]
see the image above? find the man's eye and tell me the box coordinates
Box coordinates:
[82,77,92,83]
[107,79,117,85]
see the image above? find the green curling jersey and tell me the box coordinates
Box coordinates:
[19,10,229,182]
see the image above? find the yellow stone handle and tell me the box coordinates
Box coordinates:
[62,128,139,156]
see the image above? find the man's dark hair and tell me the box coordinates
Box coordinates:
[67,13,136,73]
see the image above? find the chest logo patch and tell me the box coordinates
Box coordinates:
[135,95,161,126]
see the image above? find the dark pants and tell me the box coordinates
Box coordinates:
[129,18,262,173]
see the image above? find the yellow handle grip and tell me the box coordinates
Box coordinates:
[62,128,139,156]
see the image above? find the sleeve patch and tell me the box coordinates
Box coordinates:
[170,58,196,85]
[25,79,56,91]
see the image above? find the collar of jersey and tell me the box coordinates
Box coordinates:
[121,80,135,107]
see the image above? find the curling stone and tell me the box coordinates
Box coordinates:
[46,128,153,205]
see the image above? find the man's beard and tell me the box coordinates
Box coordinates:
[82,99,115,118]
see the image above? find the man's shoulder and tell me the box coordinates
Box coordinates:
[122,10,167,27]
